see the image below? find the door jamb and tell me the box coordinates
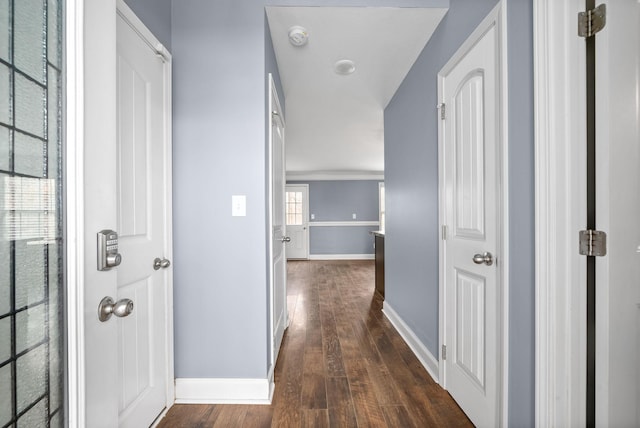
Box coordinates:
[533,0,587,426]
[437,3,509,425]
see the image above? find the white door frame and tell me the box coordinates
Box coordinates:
[65,1,175,425]
[437,3,509,425]
[65,0,86,425]
[533,0,587,426]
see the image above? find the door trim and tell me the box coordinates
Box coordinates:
[115,0,176,413]
[66,0,86,425]
[533,0,587,426]
[437,3,509,425]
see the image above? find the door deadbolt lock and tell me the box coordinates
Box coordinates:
[98,296,134,322]
[97,230,122,271]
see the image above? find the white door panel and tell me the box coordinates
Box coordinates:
[270,76,287,366]
[595,1,640,426]
[286,184,309,260]
[440,18,501,428]
[115,5,171,427]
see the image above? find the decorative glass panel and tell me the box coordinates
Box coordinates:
[16,344,46,413]
[14,73,46,138]
[17,398,47,428]
[0,364,12,426]
[0,0,9,62]
[0,63,10,124]
[0,316,9,362]
[14,0,45,83]
[1,0,64,425]
[16,304,46,354]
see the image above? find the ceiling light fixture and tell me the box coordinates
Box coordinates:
[288,26,309,47]
[334,59,356,75]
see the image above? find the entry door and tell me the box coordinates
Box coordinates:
[440,20,500,428]
[115,5,172,427]
[285,184,309,260]
[270,76,288,365]
[594,1,640,426]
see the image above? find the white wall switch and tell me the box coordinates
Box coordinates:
[352,213,357,220]
[311,214,315,220]
[232,195,246,217]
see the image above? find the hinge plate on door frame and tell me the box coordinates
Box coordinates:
[441,344,447,360]
[578,4,606,38]
[579,230,607,257]
[437,103,446,120]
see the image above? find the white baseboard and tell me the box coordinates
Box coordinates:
[382,302,440,384]
[309,254,374,260]
[175,376,274,404]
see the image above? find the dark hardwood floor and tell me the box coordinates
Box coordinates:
[157,260,472,427]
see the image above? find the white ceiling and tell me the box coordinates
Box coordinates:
[266,6,447,178]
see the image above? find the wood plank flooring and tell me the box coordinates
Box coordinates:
[157,260,473,427]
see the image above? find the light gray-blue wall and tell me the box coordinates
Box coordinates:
[171,0,449,380]
[384,0,534,425]
[166,0,533,422]
[506,0,534,425]
[123,0,172,51]
[289,180,381,255]
[305,181,381,222]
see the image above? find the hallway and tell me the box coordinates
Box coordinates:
[158,260,472,427]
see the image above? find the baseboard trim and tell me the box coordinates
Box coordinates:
[175,376,274,405]
[382,302,440,384]
[309,254,374,260]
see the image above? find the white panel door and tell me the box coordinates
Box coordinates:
[441,22,500,428]
[115,5,171,427]
[595,1,640,426]
[270,76,288,366]
[285,184,309,260]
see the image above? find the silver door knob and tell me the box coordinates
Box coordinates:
[153,258,171,270]
[280,236,291,243]
[98,296,134,322]
[472,252,494,266]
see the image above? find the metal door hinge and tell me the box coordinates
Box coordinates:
[442,225,447,240]
[579,229,607,257]
[578,4,606,38]
[437,103,446,120]
[442,345,447,360]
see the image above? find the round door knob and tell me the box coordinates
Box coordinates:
[153,258,171,270]
[472,252,494,266]
[98,297,134,322]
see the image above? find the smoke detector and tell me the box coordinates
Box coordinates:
[288,26,309,47]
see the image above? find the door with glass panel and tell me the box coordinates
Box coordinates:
[0,0,65,426]
[285,185,309,260]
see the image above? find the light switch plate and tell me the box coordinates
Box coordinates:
[232,195,246,217]
[352,213,357,219]
[311,214,315,220]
